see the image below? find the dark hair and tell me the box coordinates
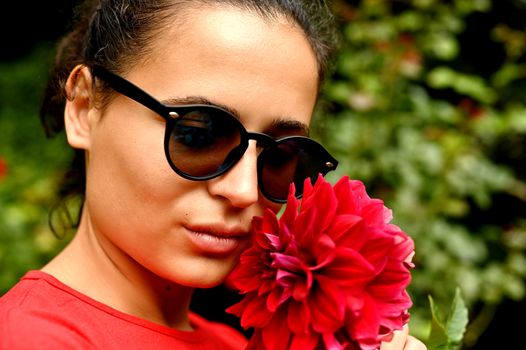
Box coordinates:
[40,0,338,235]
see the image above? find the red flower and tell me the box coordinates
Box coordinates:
[0,157,7,180]
[226,175,414,350]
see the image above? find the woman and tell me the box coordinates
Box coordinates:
[0,1,426,349]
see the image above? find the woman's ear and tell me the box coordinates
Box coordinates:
[64,65,97,150]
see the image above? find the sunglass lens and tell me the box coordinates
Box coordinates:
[260,138,330,201]
[167,107,243,178]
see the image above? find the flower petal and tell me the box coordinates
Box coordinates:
[312,234,336,270]
[290,332,320,350]
[287,300,311,334]
[310,275,346,333]
[267,284,292,312]
[262,311,293,350]
[323,249,376,289]
[237,293,274,328]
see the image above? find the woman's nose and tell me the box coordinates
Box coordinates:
[207,142,259,208]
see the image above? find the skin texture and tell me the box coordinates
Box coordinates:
[382,325,426,350]
[42,5,426,349]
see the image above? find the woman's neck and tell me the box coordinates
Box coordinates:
[42,211,194,330]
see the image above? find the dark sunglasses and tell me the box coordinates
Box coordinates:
[91,65,338,203]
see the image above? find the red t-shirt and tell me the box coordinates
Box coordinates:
[0,271,248,349]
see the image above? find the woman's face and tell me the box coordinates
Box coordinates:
[82,6,319,288]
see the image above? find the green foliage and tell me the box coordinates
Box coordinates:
[316,0,526,347]
[0,45,72,294]
[427,288,469,350]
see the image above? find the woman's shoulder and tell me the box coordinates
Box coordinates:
[0,270,58,311]
[0,270,94,349]
[0,270,76,312]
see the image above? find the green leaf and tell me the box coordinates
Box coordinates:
[446,287,469,343]
[427,295,449,350]
[426,287,469,350]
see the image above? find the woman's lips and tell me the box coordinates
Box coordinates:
[184,226,249,256]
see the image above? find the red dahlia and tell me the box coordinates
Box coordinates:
[227,175,414,350]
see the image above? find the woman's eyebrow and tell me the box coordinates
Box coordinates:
[270,118,310,136]
[162,96,241,119]
[163,95,310,135]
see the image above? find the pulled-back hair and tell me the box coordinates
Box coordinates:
[40,0,338,235]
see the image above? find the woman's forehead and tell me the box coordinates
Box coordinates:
[144,5,316,74]
[124,6,319,125]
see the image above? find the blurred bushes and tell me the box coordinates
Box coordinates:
[0,45,72,293]
[315,0,526,347]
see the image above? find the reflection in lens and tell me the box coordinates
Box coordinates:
[168,108,242,178]
[261,140,301,200]
[261,138,328,200]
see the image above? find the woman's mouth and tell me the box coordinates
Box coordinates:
[185,226,249,256]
